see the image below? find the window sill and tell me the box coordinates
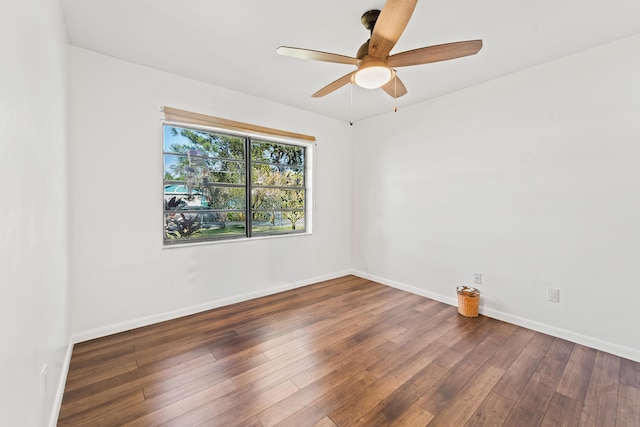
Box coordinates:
[162,230,312,249]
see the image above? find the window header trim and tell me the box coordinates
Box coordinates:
[163,106,316,142]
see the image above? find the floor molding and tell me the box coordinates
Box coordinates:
[71,270,352,344]
[49,337,74,427]
[351,269,640,363]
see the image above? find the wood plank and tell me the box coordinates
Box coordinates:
[64,360,139,392]
[313,417,338,427]
[389,404,434,426]
[230,323,404,389]
[288,331,399,390]
[425,364,504,426]
[492,332,554,401]
[436,314,490,347]
[413,298,440,312]
[141,350,269,398]
[68,342,135,368]
[258,341,398,426]
[210,326,307,360]
[555,344,597,401]
[312,417,337,427]
[59,352,215,419]
[503,338,574,425]
[163,380,297,427]
[616,383,640,427]
[108,379,236,426]
[328,340,449,426]
[464,391,515,427]
[57,390,145,426]
[619,357,640,388]
[363,360,449,426]
[367,308,459,379]
[539,392,584,427]
[112,327,232,368]
[502,405,545,427]
[578,351,621,426]
[69,345,135,372]
[415,319,506,415]
[274,371,378,427]
[56,276,640,427]
[395,302,453,331]
[277,404,334,427]
[487,327,536,370]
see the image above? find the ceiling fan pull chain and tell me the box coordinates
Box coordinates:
[350,83,354,126]
[394,72,398,112]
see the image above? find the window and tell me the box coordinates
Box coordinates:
[163,124,310,245]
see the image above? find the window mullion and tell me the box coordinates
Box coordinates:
[245,137,253,238]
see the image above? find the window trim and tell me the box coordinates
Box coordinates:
[163,106,315,142]
[162,120,314,247]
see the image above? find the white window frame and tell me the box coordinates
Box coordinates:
[162,121,314,246]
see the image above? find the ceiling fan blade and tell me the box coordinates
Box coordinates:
[368,0,418,59]
[381,74,408,98]
[388,40,483,68]
[277,46,360,65]
[312,71,355,98]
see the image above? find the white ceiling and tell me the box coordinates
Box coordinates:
[61,0,640,123]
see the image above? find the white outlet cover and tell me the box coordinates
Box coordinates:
[474,273,482,284]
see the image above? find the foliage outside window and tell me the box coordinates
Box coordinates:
[163,124,309,244]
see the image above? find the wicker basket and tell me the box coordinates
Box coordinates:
[457,286,480,317]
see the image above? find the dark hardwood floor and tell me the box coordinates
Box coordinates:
[58,275,640,426]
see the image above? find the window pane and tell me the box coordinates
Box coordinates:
[163,211,205,241]
[197,186,246,210]
[251,140,304,166]
[165,184,245,210]
[251,187,281,211]
[252,211,305,235]
[251,188,305,211]
[164,154,245,184]
[164,211,246,242]
[164,126,245,160]
[164,185,202,210]
[164,154,187,180]
[252,164,304,187]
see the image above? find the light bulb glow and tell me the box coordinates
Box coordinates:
[354,66,392,89]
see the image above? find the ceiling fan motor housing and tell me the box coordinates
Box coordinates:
[361,10,381,32]
[356,41,370,59]
[276,1,482,99]
[356,9,392,80]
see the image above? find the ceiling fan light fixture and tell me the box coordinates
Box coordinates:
[277,2,483,99]
[354,65,392,89]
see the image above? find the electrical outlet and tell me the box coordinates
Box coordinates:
[41,364,48,394]
[473,273,482,285]
[547,288,559,303]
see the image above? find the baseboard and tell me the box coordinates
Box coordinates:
[351,269,640,363]
[72,270,352,344]
[49,337,74,427]
[478,306,640,363]
[352,270,458,307]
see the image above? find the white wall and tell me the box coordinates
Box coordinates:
[0,1,70,426]
[68,47,352,339]
[352,35,640,361]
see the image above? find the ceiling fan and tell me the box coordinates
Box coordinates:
[276,0,482,98]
